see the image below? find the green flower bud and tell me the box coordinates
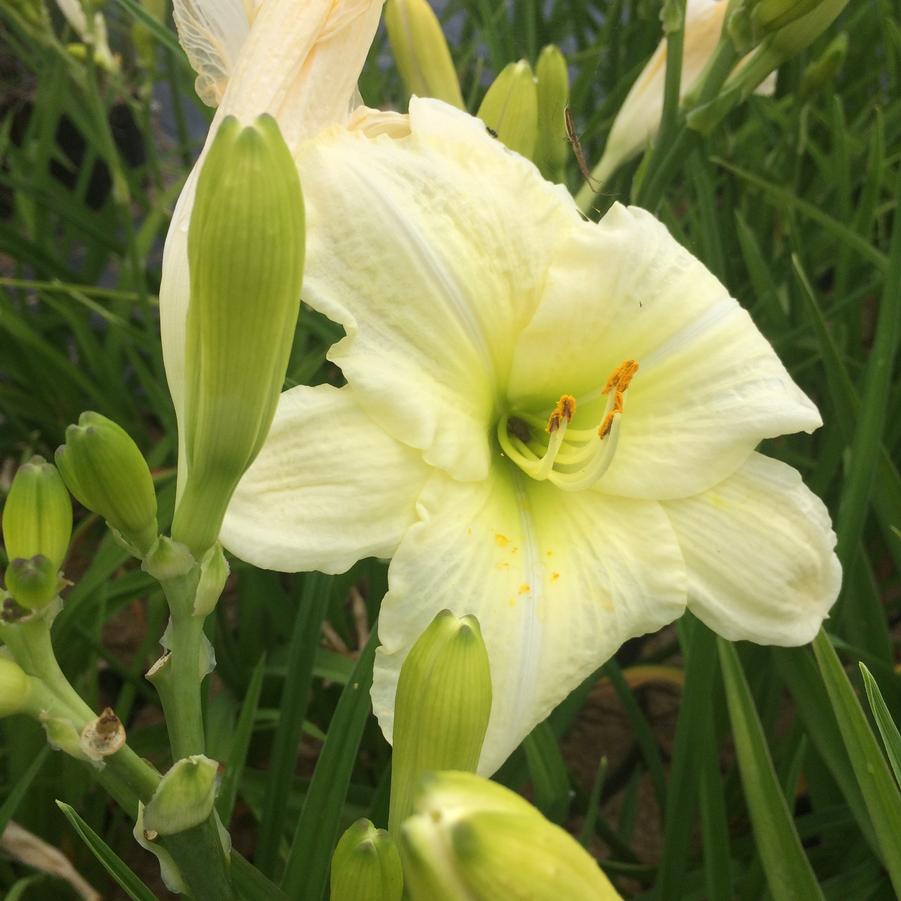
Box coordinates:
[800,31,847,98]
[400,772,621,901]
[389,611,491,832]
[55,412,158,556]
[535,45,570,181]
[143,755,218,836]
[331,818,404,901]
[385,0,464,109]
[172,114,305,557]
[4,555,62,610]
[477,60,539,161]
[0,655,31,718]
[2,456,72,570]
[752,0,822,36]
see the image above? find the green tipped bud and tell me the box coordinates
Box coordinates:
[385,0,464,109]
[477,60,539,161]
[0,655,31,718]
[3,456,71,570]
[4,556,62,610]
[400,771,621,901]
[800,31,847,98]
[535,45,570,181]
[55,412,158,556]
[752,0,821,36]
[389,611,491,832]
[331,819,404,901]
[172,113,305,557]
[143,755,218,836]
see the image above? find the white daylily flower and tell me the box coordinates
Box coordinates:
[219,99,841,775]
[578,0,777,199]
[160,0,386,498]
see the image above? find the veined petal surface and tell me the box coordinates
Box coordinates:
[662,452,840,645]
[372,462,687,775]
[297,99,581,481]
[220,385,430,574]
[508,204,821,500]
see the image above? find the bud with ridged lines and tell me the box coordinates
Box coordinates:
[388,610,491,832]
[331,818,403,901]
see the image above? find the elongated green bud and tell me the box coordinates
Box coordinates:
[172,113,305,557]
[385,0,464,109]
[389,611,491,832]
[477,60,539,161]
[535,45,570,182]
[55,412,158,556]
[0,656,31,718]
[3,456,71,570]
[331,819,404,901]
[752,0,821,36]
[800,30,847,98]
[400,771,622,900]
[143,755,218,836]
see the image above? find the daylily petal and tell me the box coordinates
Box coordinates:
[372,461,687,775]
[172,0,255,106]
[161,0,384,496]
[508,203,821,500]
[298,98,581,481]
[662,452,841,645]
[220,385,430,574]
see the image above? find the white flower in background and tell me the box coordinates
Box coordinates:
[578,0,777,200]
[216,96,841,775]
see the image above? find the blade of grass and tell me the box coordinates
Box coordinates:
[858,664,901,787]
[217,654,267,826]
[256,574,332,877]
[718,640,823,900]
[811,631,901,895]
[56,801,157,901]
[280,628,378,899]
[523,720,572,824]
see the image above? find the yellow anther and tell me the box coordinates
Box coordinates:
[545,394,577,433]
[603,359,639,395]
[598,412,615,439]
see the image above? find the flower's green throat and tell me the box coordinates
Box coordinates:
[497,359,639,492]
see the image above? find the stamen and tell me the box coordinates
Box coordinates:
[500,362,638,491]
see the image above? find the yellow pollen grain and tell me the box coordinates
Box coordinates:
[546,394,577,432]
[603,359,639,394]
[518,583,530,595]
[599,412,615,439]
[495,533,510,547]
[551,572,560,582]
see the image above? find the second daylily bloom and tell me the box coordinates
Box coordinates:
[219,98,841,775]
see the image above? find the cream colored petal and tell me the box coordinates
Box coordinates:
[172,0,252,106]
[220,384,430,574]
[663,452,841,645]
[508,204,821,500]
[372,462,686,775]
[161,1,384,497]
[298,98,581,481]
[593,0,725,181]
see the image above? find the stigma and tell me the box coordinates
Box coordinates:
[499,360,639,492]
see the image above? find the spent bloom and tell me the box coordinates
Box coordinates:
[216,95,841,773]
